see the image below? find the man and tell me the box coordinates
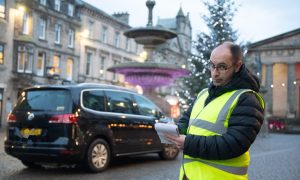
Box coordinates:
[165,41,264,180]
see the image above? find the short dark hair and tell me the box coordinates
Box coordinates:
[217,41,243,63]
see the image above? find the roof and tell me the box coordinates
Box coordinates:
[249,27,300,48]
[78,0,131,27]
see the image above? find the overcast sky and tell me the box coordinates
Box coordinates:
[83,0,300,43]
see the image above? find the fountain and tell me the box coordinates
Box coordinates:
[107,0,190,115]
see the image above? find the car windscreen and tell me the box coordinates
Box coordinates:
[15,89,71,112]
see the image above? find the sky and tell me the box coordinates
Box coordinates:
[82,0,300,43]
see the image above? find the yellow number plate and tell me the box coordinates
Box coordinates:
[21,128,42,137]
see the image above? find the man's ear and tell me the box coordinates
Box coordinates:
[235,60,242,72]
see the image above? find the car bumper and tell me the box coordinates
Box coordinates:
[4,140,83,163]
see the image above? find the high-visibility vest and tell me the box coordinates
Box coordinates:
[179,89,264,180]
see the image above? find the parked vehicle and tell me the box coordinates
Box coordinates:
[4,83,179,172]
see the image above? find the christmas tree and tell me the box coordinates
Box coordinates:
[176,0,240,107]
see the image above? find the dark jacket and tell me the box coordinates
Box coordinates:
[178,64,264,160]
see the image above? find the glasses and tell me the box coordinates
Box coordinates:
[207,61,235,72]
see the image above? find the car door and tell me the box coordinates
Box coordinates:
[104,90,143,154]
[132,94,162,151]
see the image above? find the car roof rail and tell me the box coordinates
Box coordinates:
[76,83,136,92]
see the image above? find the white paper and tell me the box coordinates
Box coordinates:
[154,123,179,144]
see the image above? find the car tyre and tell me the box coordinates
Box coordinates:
[159,144,179,160]
[84,139,110,173]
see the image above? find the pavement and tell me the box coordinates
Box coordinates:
[1,127,300,180]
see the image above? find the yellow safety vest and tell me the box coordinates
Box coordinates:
[180,89,264,180]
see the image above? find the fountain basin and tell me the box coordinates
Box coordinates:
[124,27,177,46]
[107,62,189,88]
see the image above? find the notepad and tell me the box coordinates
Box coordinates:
[154,123,179,144]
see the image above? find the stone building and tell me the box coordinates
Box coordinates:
[76,1,143,88]
[0,0,192,126]
[246,28,300,119]
[0,0,82,127]
[0,0,15,125]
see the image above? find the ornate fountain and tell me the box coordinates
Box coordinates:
[107,0,189,115]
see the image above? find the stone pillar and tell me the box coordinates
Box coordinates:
[265,63,274,115]
[287,63,296,117]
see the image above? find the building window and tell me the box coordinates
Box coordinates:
[36,52,45,76]
[135,43,139,53]
[112,59,118,81]
[0,44,4,65]
[40,0,46,6]
[86,52,92,75]
[68,4,74,16]
[0,0,5,18]
[99,56,106,79]
[126,38,130,51]
[88,21,94,38]
[68,29,74,48]
[50,55,60,75]
[17,46,33,73]
[54,0,61,11]
[22,13,29,35]
[54,24,61,44]
[38,17,46,40]
[66,58,73,80]
[114,31,120,48]
[101,26,108,43]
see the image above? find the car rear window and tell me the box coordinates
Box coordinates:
[15,89,71,112]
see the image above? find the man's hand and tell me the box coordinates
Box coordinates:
[164,134,186,150]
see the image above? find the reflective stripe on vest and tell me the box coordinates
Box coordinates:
[184,158,248,176]
[190,89,251,134]
[181,89,264,180]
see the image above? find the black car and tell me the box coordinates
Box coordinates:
[4,83,179,172]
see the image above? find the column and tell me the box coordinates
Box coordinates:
[265,63,274,115]
[287,63,296,117]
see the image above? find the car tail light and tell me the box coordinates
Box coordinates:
[7,113,16,123]
[49,114,78,124]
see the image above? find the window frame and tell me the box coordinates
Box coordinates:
[54,23,61,44]
[17,45,33,73]
[36,52,45,76]
[114,31,120,48]
[67,28,74,48]
[99,56,106,79]
[85,52,92,76]
[54,0,61,11]
[101,26,108,43]
[22,12,29,35]
[66,58,73,81]
[38,17,46,40]
[67,3,74,16]
[81,90,106,112]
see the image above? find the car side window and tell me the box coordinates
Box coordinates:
[82,90,106,111]
[133,94,157,117]
[105,91,134,114]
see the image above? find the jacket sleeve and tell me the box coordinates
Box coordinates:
[183,92,264,160]
[177,101,194,135]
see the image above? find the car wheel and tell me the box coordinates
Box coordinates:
[21,160,43,169]
[159,144,179,160]
[84,139,110,173]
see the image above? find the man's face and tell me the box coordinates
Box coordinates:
[209,45,241,87]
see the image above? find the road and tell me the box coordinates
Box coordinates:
[1,128,300,180]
